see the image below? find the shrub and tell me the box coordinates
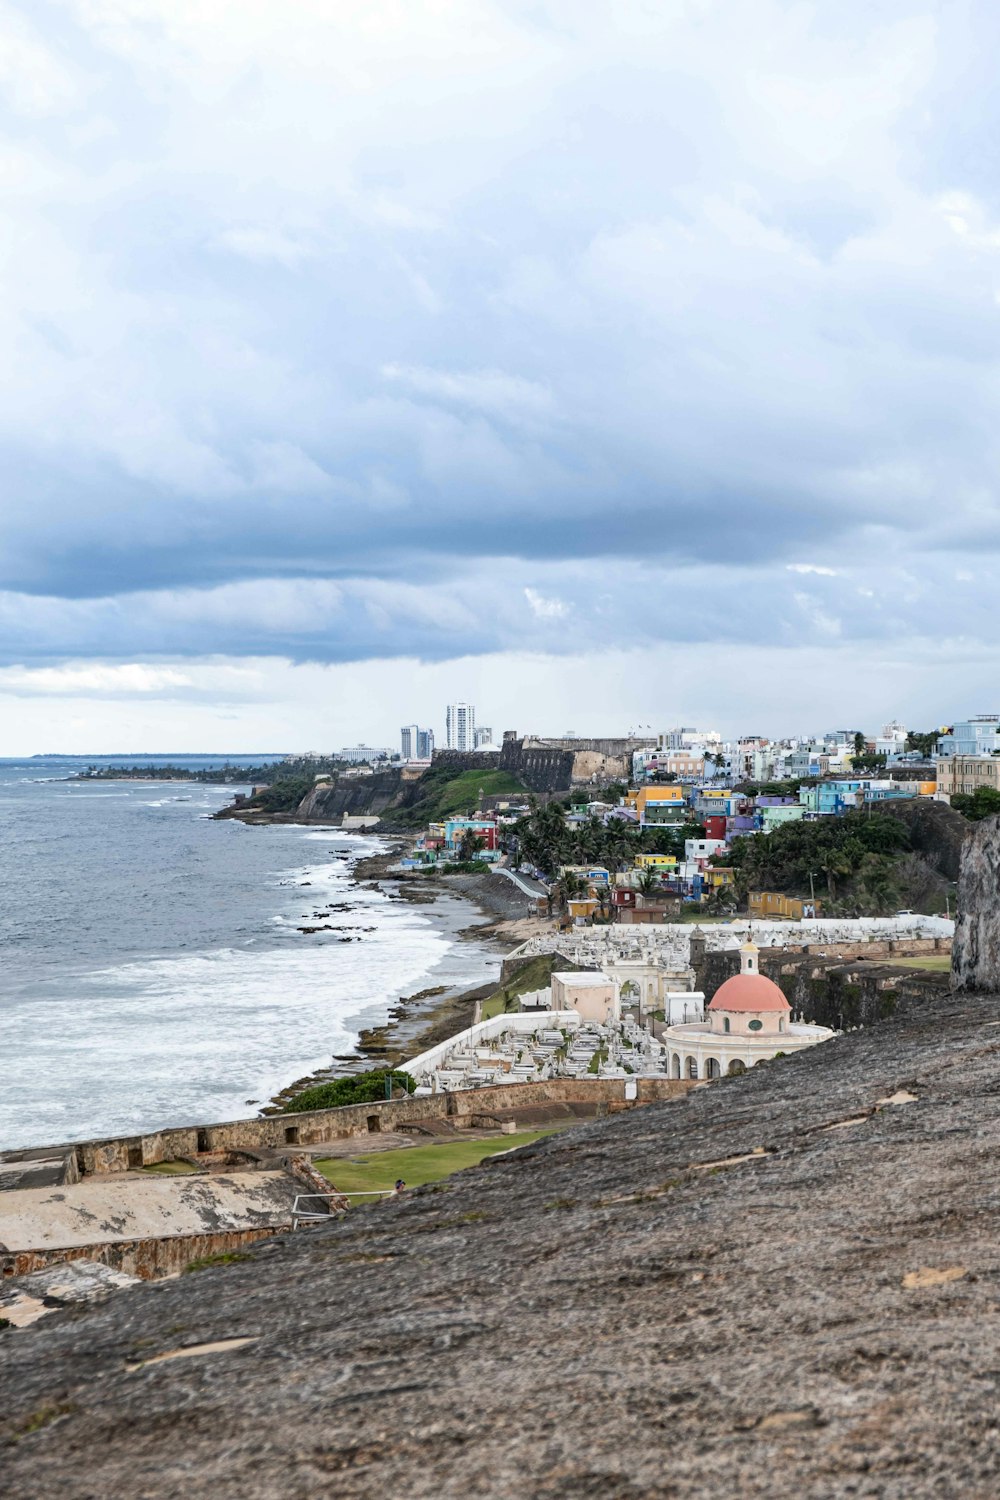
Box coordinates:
[285,1069,416,1113]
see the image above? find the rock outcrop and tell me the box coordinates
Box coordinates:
[4,990,1000,1495]
[951,812,1000,990]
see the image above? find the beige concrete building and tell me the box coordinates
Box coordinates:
[550,972,618,1024]
[936,755,1000,799]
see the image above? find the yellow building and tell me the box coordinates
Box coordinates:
[632,786,685,816]
[749,891,821,920]
[635,853,678,870]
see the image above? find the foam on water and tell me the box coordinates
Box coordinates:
[0,762,499,1150]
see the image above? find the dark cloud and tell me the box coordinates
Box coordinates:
[0,0,996,672]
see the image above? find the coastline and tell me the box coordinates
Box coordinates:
[264,845,554,1113]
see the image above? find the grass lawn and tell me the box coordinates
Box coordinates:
[141,1159,200,1174]
[314,1129,559,1195]
[888,954,952,972]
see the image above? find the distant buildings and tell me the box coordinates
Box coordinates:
[400,725,434,760]
[876,720,908,759]
[937,716,1000,758]
[337,744,391,764]
[446,702,476,751]
[473,726,495,749]
[936,756,1000,799]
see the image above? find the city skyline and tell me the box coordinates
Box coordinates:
[2,4,999,751]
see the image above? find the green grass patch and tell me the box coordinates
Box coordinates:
[392,766,527,827]
[887,955,952,972]
[182,1251,254,1274]
[314,1129,559,1194]
[141,1159,200,1175]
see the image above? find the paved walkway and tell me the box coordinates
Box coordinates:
[491,866,549,900]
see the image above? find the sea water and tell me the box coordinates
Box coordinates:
[0,756,500,1150]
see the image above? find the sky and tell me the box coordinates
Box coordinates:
[1,0,998,752]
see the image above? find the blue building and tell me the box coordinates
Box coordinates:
[937,716,1000,757]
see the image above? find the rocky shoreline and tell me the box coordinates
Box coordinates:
[263,845,551,1114]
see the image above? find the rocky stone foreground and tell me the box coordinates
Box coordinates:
[3,991,1000,1497]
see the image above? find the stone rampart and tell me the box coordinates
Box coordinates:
[16,1078,691,1180]
[497,739,575,792]
[2,1226,280,1282]
[430,750,501,772]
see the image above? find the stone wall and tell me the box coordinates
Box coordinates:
[498,738,575,792]
[1,1226,280,1282]
[430,750,501,773]
[20,1077,691,1181]
[952,814,1000,992]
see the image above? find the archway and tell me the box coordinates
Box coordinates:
[670,1052,681,1079]
[705,1057,721,1080]
[727,1059,747,1076]
[686,1056,699,1080]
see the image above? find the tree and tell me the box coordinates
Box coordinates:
[906,729,939,758]
[457,829,485,862]
[952,786,1000,821]
[853,731,867,758]
[637,868,662,897]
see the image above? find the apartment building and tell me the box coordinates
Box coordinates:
[936,755,1000,798]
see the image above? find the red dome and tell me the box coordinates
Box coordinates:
[708,973,790,1013]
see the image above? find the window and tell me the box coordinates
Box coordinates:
[748,1018,763,1032]
[723,1017,730,1033]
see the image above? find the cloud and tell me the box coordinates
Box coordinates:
[0,663,195,696]
[524,587,569,620]
[381,364,554,420]
[0,0,998,720]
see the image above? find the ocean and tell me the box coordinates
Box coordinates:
[0,756,500,1151]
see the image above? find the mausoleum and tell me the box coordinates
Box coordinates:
[660,939,834,1079]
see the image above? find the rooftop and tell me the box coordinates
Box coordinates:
[551,971,613,987]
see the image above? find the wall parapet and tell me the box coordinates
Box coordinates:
[4,1077,692,1180]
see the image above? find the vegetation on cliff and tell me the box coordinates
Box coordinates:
[385,766,527,827]
[285,1069,416,1112]
[721,809,956,913]
[951,786,1000,821]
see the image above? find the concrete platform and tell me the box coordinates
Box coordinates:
[0,1170,300,1253]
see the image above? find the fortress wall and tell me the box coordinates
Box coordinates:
[24,1078,693,1180]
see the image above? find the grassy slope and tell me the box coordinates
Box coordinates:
[887,955,952,972]
[314,1130,560,1193]
[391,767,526,827]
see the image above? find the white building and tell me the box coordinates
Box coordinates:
[473,726,494,749]
[446,702,476,751]
[660,941,834,1079]
[401,725,434,759]
[876,721,908,759]
[337,744,392,764]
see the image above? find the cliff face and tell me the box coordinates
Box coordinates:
[879,796,969,882]
[296,771,415,821]
[952,813,1000,990]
